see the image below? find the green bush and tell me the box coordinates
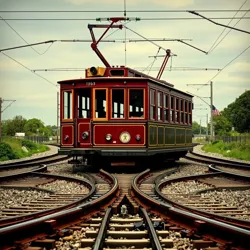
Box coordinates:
[20,139,38,150]
[0,142,16,160]
[211,140,220,145]
[203,140,250,161]
[0,138,49,161]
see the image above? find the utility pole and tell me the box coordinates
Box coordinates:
[206,114,208,137]
[0,98,16,142]
[199,119,201,136]
[57,92,59,144]
[210,81,213,140]
[0,98,2,142]
[187,81,213,142]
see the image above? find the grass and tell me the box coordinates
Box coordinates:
[0,138,49,161]
[202,140,250,161]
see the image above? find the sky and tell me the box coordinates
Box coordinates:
[0,0,249,127]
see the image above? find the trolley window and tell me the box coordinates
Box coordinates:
[150,89,156,120]
[170,96,175,123]
[129,89,144,118]
[188,101,192,124]
[112,89,125,119]
[77,88,91,118]
[183,100,187,124]
[180,99,184,123]
[63,90,72,120]
[175,98,180,123]
[164,94,169,122]
[93,89,108,120]
[157,92,163,121]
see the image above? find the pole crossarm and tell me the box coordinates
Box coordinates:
[186,91,210,106]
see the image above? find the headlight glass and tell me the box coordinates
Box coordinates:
[82,131,89,140]
[105,134,112,141]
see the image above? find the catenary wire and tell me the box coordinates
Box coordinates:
[1,52,58,88]
[0,17,249,21]
[195,44,250,93]
[209,9,249,53]
[0,10,249,13]
[0,15,54,55]
[208,0,248,53]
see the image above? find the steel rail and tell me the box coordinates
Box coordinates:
[0,172,95,227]
[186,151,250,168]
[155,172,250,229]
[0,170,118,249]
[93,207,112,250]
[132,169,250,249]
[0,164,48,179]
[141,207,163,250]
[0,154,70,169]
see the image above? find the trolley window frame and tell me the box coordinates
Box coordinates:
[128,88,145,119]
[92,88,109,121]
[62,89,74,122]
[150,88,156,120]
[110,88,126,120]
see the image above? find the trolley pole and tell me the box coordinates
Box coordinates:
[210,81,213,141]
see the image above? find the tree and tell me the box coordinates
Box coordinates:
[24,118,45,135]
[192,121,207,134]
[39,126,54,137]
[222,90,250,133]
[1,116,27,136]
[213,116,232,136]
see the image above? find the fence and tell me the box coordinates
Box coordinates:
[0,136,51,144]
[23,136,50,143]
[214,136,250,143]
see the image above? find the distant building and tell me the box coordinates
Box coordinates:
[15,132,25,137]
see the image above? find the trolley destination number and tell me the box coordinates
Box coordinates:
[86,81,96,86]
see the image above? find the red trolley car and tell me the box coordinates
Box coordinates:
[58,18,193,167]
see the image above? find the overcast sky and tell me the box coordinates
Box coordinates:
[0,0,249,126]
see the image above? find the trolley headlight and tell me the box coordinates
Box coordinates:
[82,131,89,140]
[135,134,141,141]
[105,134,112,141]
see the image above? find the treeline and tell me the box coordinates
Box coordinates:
[193,90,250,136]
[1,116,57,137]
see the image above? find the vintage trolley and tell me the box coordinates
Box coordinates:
[58,18,194,167]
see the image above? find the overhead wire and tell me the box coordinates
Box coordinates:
[205,44,250,84]
[124,0,127,66]
[189,11,250,34]
[145,48,160,74]
[0,15,55,55]
[208,0,249,53]
[1,52,58,88]
[1,17,249,21]
[31,67,221,72]
[0,10,249,13]
[209,10,249,53]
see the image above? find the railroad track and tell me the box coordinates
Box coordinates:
[0,166,249,249]
[0,154,70,177]
[134,164,250,227]
[185,151,250,168]
[0,170,112,228]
